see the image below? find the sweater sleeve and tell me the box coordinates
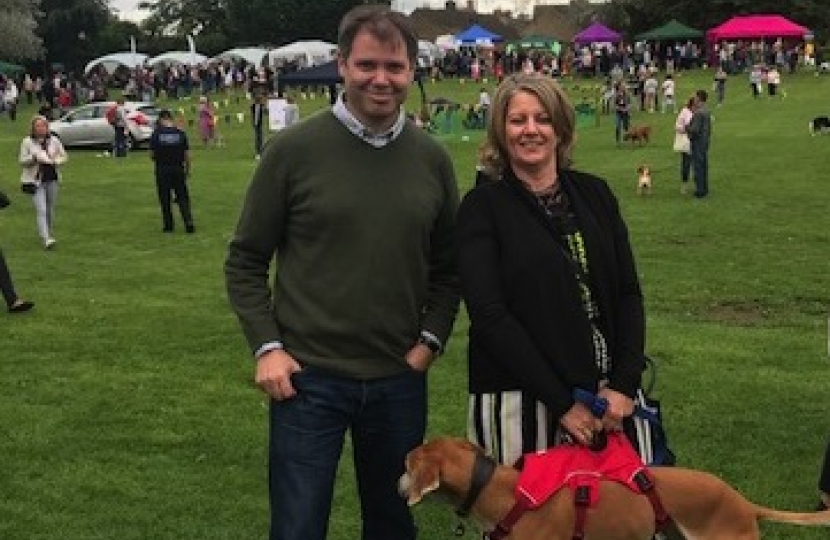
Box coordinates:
[420,150,462,347]
[224,134,290,354]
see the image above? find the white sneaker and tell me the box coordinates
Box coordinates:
[44,238,56,249]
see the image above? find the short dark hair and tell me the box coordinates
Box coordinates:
[158,109,173,120]
[696,89,708,102]
[337,5,418,65]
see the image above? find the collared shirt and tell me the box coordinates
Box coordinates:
[332,93,406,148]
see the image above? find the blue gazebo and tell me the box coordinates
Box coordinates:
[455,24,503,45]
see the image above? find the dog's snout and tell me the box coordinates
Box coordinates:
[398,472,412,499]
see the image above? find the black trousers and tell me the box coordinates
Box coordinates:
[0,249,19,308]
[155,167,193,230]
[820,440,830,493]
[253,124,263,155]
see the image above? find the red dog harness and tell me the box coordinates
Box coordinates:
[488,433,671,540]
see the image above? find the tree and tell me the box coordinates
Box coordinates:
[0,0,44,60]
[225,0,390,47]
[37,0,112,70]
[595,0,828,42]
[138,0,229,38]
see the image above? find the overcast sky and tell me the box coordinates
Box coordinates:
[110,0,148,23]
[109,0,558,23]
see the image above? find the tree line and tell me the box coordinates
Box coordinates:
[1,0,826,73]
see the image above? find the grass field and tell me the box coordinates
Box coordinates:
[1,67,828,540]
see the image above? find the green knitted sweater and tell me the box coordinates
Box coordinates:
[225,111,460,379]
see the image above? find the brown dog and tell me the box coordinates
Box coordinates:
[623,125,652,145]
[399,437,830,540]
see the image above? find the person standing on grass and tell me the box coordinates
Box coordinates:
[0,191,34,314]
[19,115,67,249]
[197,95,216,146]
[685,90,711,199]
[661,74,675,114]
[149,109,194,233]
[107,96,129,158]
[250,92,266,159]
[713,66,727,106]
[456,73,655,467]
[613,82,631,145]
[224,6,460,540]
[674,96,694,194]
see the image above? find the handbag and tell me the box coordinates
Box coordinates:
[20,181,37,195]
[673,133,690,153]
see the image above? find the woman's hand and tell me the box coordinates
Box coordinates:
[560,402,603,446]
[597,387,635,432]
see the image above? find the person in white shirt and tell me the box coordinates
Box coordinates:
[643,73,658,113]
[3,78,19,121]
[661,74,675,114]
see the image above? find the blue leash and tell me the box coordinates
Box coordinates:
[572,388,670,466]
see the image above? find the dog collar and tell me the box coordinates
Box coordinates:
[455,451,496,518]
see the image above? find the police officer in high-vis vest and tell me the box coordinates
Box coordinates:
[149,109,194,233]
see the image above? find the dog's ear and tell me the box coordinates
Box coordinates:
[402,442,442,506]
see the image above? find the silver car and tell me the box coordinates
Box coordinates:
[49,101,160,149]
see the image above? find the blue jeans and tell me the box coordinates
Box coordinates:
[268,366,426,540]
[113,126,128,157]
[680,152,691,183]
[691,143,709,197]
[615,112,630,143]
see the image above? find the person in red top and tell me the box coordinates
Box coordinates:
[56,86,72,116]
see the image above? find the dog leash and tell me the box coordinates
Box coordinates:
[572,388,670,465]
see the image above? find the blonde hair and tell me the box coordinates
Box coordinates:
[29,115,50,138]
[479,74,576,177]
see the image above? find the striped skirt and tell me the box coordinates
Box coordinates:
[468,389,658,467]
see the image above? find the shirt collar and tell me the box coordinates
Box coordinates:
[332,93,406,148]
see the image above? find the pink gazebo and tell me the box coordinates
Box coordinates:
[707,14,809,41]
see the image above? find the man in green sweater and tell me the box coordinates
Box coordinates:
[224,6,460,540]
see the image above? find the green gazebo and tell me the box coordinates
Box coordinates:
[635,19,703,41]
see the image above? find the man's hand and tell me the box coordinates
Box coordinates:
[404,343,434,372]
[256,349,302,400]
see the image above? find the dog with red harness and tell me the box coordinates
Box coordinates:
[400,433,830,540]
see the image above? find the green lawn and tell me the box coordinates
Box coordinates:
[1,69,828,540]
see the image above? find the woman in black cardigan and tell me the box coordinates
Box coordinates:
[457,74,649,466]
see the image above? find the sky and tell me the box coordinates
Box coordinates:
[110,0,149,23]
[109,0,573,23]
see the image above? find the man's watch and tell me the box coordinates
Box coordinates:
[418,334,442,356]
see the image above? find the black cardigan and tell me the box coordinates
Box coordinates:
[456,168,645,420]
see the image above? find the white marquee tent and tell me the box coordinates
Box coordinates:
[84,52,148,75]
[146,51,208,67]
[267,40,337,68]
[213,47,270,67]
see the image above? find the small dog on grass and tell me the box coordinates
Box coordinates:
[637,165,652,195]
[623,125,652,145]
[809,116,830,135]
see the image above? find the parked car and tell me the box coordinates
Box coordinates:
[48,101,160,149]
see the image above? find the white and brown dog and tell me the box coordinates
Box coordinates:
[637,165,652,195]
[399,437,830,540]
